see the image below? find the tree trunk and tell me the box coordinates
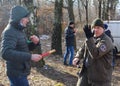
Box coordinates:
[68,0,75,22]
[22,0,45,67]
[102,0,106,20]
[51,0,63,55]
[85,0,88,24]
[77,0,82,22]
[109,0,118,20]
[67,0,77,50]
[98,0,102,19]
[105,0,109,20]
[102,0,110,20]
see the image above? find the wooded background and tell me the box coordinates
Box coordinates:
[0,0,120,55]
[0,1,120,86]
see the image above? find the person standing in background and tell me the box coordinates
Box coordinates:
[63,21,77,66]
[104,24,116,68]
[104,24,114,42]
[1,6,43,86]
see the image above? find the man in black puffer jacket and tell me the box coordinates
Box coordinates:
[1,6,43,86]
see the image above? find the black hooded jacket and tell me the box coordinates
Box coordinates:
[65,26,75,46]
[1,6,36,77]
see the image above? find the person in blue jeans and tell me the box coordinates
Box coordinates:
[64,21,76,66]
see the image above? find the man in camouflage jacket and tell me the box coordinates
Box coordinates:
[73,18,113,86]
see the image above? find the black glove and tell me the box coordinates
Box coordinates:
[83,25,94,39]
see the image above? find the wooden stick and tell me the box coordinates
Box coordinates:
[41,49,56,57]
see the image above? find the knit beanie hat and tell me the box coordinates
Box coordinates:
[9,6,30,23]
[91,18,104,29]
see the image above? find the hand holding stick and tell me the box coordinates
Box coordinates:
[41,49,56,58]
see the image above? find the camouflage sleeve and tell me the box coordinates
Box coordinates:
[86,37,113,59]
[75,42,85,59]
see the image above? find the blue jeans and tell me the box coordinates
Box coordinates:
[8,75,29,86]
[64,46,74,65]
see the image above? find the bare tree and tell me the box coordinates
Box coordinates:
[109,0,119,20]
[77,0,82,22]
[66,0,77,50]
[80,0,89,24]
[51,0,63,55]
[98,0,103,19]
[67,0,75,22]
[22,0,45,67]
[95,0,119,20]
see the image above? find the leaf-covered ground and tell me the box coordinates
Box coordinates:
[1,56,120,86]
[0,35,120,86]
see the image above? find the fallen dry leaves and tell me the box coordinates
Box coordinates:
[0,57,120,86]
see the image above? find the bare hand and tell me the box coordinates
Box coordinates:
[74,29,78,35]
[31,54,42,62]
[72,57,79,66]
[30,35,39,44]
[74,28,78,33]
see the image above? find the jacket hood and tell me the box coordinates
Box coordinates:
[9,6,30,23]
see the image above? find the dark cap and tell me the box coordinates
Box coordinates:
[91,18,104,29]
[69,21,74,25]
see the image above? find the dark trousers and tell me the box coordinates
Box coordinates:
[77,68,90,86]
[8,75,29,86]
